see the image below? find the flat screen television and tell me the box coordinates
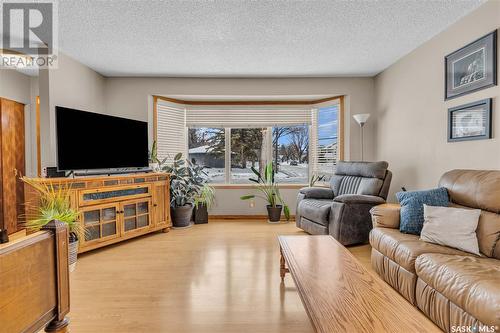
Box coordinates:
[56,106,149,171]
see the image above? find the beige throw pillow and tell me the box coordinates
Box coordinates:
[420,205,481,255]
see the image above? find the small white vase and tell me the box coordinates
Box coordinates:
[149,162,159,172]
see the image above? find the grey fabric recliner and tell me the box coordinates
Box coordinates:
[296,161,392,245]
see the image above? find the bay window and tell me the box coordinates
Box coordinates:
[155,97,343,185]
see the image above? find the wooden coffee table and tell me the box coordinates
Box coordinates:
[278,235,440,333]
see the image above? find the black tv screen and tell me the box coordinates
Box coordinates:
[56,106,149,171]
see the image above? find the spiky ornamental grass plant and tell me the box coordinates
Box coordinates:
[22,177,84,242]
[240,162,290,220]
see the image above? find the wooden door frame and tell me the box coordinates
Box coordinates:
[0,97,26,234]
[36,96,41,177]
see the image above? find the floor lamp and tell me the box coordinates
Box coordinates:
[353,113,370,161]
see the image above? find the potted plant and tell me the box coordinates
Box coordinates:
[194,184,215,224]
[309,174,326,187]
[163,153,205,228]
[240,162,290,223]
[149,140,160,171]
[22,177,84,272]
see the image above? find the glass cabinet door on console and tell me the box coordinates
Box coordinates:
[120,199,151,234]
[80,203,120,245]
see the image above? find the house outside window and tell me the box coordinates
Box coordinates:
[188,128,225,183]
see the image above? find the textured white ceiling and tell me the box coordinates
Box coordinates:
[57,0,485,77]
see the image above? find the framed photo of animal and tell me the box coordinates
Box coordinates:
[445,30,497,100]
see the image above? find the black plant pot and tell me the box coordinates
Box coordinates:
[171,204,194,228]
[194,203,209,224]
[266,205,282,223]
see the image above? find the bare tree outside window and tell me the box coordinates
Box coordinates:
[188,125,310,184]
[272,125,309,184]
[230,128,266,184]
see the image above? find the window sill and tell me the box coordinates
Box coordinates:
[211,183,308,189]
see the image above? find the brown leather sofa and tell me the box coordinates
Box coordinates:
[369,170,500,332]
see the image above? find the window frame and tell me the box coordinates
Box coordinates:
[153,95,345,187]
[313,97,345,162]
[312,99,345,182]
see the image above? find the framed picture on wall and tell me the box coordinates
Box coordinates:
[448,99,492,142]
[445,30,497,100]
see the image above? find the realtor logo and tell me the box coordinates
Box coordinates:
[0,1,58,68]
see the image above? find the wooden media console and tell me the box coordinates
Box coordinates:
[24,173,171,253]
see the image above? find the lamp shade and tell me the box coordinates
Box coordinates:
[353,113,370,126]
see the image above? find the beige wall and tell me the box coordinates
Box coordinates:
[0,69,32,104]
[104,77,375,214]
[105,77,376,161]
[40,53,107,168]
[374,0,500,201]
[211,187,299,216]
[8,1,499,215]
[0,69,39,176]
[33,54,376,215]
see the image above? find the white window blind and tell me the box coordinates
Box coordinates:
[185,105,312,128]
[156,100,187,163]
[311,104,340,179]
[310,108,319,177]
[156,99,341,183]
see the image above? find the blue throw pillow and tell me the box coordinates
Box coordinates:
[396,187,449,235]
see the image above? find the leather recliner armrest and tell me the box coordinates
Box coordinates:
[298,187,334,199]
[370,203,401,229]
[333,194,385,205]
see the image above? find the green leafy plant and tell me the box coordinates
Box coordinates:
[162,153,206,208]
[148,140,170,171]
[240,162,290,220]
[22,177,84,242]
[309,174,326,187]
[194,184,216,209]
[149,140,159,164]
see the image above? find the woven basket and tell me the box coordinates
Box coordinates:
[69,240,79,272]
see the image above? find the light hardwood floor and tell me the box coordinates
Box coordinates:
[69,220,371,333]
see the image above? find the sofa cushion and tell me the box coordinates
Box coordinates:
[370,203,401,229]
[451,203,500,259]
[298,187,334,199]
[439,170,500,259]
[439,169,500,214]
[415,253,500,326]
[330,161,388,197]
[297,199,332,226]
[369,227,469,273]
[334,161,388,179]
[420,205,481,255]
[396,187,449,235]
